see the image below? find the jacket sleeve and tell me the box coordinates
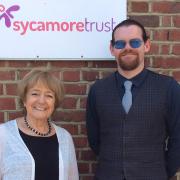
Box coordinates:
[86,85,100,155]
[166,79,180,178]
[67,133,79,180]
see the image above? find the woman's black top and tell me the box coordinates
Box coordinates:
[19,130,59,180]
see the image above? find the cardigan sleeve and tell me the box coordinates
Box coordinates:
[0,135,2,179]
[67,134,79,180]
[0,125,5,179]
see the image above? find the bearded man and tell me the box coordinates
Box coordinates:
[86,19,180,180]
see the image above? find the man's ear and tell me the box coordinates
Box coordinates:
[110,41,115,56]
[144,39,151,53]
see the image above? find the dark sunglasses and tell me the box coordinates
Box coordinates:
[113,39,143,49]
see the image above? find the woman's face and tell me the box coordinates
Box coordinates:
[24,82,55,122]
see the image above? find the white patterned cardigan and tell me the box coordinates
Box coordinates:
[0,120,79,180]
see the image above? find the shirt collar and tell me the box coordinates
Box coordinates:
[115,68,148,88]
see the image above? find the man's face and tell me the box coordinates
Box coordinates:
[110,25,150,73]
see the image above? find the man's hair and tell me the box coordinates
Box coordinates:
[111,19,149,44]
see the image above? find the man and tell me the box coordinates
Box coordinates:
[86,19,180,180]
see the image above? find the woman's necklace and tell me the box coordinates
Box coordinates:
[24,116,52,137]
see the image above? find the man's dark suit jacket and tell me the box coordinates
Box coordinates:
[86,69,180,180]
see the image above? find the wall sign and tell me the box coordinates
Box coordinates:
[0,0,127,60]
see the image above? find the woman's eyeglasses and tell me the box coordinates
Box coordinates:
[113,39,143,49]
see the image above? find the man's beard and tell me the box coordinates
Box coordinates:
[117,49,140,71]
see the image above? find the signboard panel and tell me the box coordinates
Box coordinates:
[0,0,127,60]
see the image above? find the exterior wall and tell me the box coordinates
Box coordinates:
[0,0,179,179]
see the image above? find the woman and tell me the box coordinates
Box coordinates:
[0,69,79,180]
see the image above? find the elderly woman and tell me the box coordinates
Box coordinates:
[0,69,79,180]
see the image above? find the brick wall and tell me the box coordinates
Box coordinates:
[0,0,179,179]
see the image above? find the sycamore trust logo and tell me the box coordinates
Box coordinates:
[0,4,20,27]
[0,3,116,35]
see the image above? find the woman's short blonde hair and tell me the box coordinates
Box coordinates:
[18,69,64,113]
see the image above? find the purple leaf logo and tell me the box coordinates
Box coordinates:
[0,4,20,28]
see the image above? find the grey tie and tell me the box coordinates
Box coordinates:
[122,80,132,113]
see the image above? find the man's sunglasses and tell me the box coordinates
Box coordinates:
[113,39,143,49]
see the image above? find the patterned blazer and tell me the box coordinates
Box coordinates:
[86,70,180,180]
